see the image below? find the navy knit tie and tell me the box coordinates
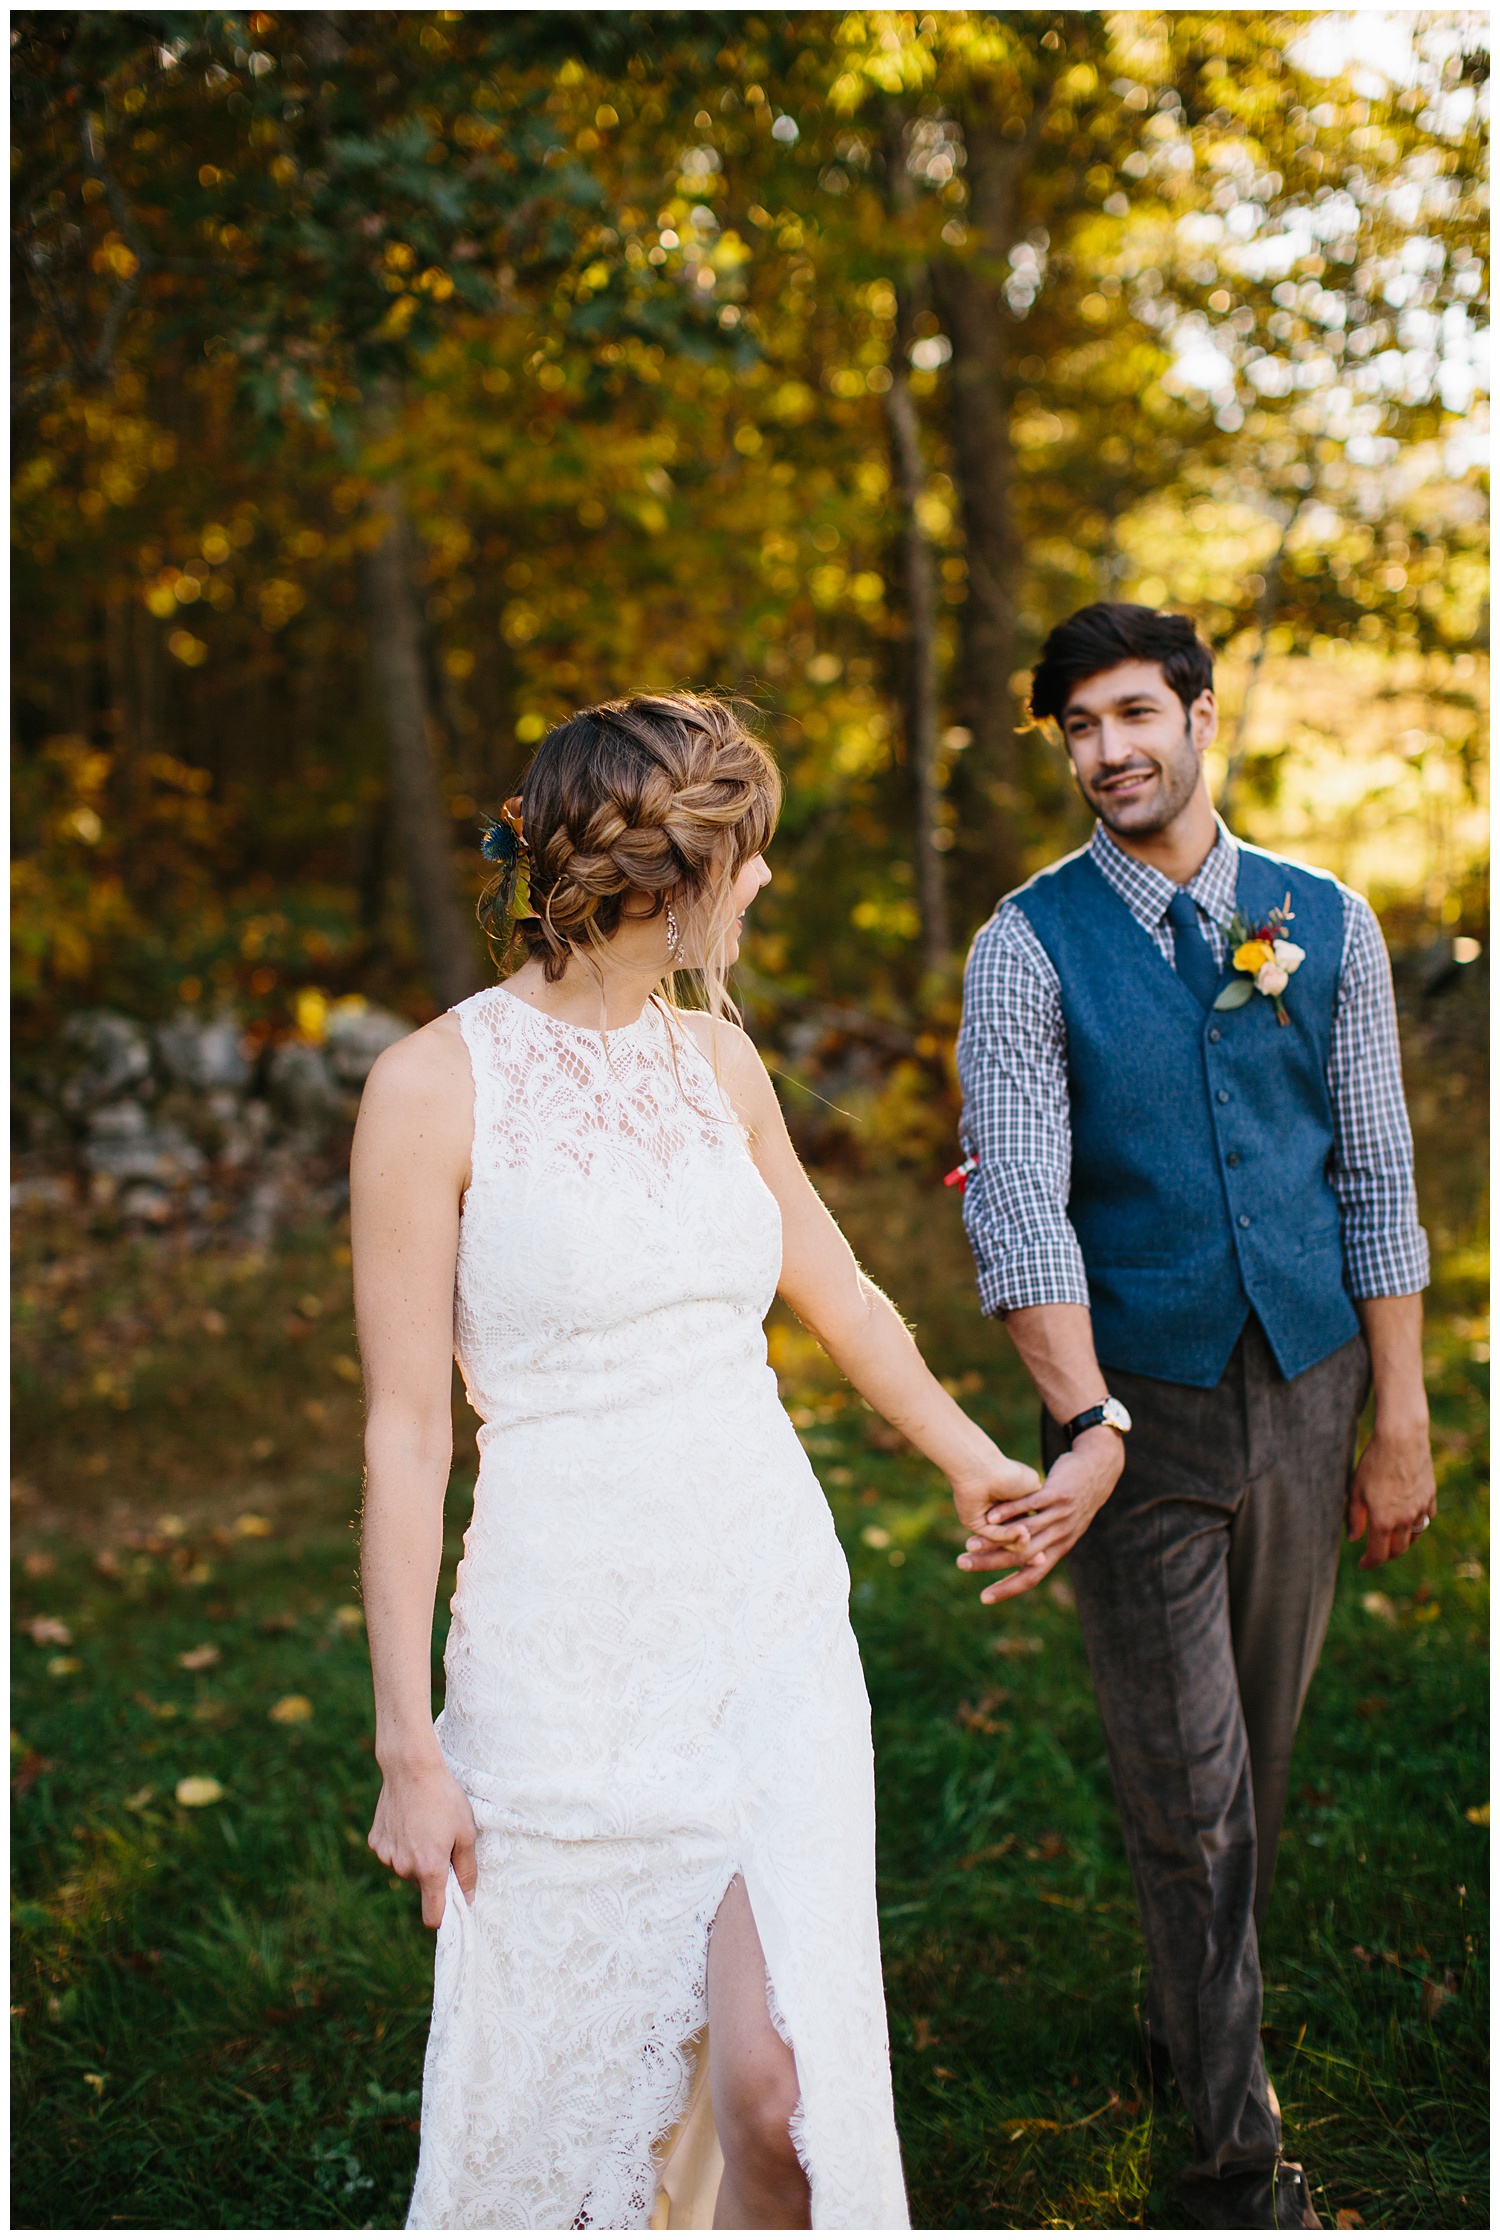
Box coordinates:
[1166,888,1218,1009]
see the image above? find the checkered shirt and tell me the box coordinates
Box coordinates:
[956,819,1430,1317]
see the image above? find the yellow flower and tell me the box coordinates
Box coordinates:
[1234,939,1275,974]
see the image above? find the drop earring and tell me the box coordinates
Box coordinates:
[665,900,681,959]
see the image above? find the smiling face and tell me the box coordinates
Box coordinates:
[1060,659,1217,838]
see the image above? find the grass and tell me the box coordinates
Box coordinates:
[12,985,1488,2229]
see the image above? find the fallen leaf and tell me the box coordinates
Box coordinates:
[175,1775,224,1807]
[269,1694,313,1725]
[12,1750,52,1795]
[1351,1945,1373,1969]
[24,1617,72,1646]
[1334,2212,1364,2230]
[1360,1591,1398,1626]
[177,1644,221,1671]
[124,1786,156,1810]
[1464,1803,1488,1826]
[332,1605,364,1630]
[47,1655,81,1676]
[913,2016,937,2050]
[1420,1972,1458,2022]
[333,1355,362,1384]
[232,1513,273,1538]
[956,1689,1007,1734]
[22,1552,56,1578]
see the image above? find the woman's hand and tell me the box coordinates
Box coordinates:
[368,1754,478,1929]
[948,1440,1043,1564]
[958,1426,1124,1603]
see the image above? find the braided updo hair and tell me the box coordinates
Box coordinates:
[480,693,781,1013]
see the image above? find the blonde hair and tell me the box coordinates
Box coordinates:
[479,692,781,1023]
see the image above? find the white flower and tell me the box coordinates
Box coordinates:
[1272,940,1305,973]
[1256,961,1290,996]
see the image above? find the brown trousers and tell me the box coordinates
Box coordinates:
[1045,1317,1370,2211]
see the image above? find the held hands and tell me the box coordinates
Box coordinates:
[368,1753,478,1929]
[948,1440,1044,1556]
[1347,1414,1437,1568]
[957,1426,1124,1603]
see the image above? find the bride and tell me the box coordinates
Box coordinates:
[352,693,1038,2231]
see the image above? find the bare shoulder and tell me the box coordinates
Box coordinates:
[363,1011,472,1105]
[354,1012,474,1181]
[675,1008,780,1134]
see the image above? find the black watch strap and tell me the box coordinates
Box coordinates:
[1063,1396,1131,1443]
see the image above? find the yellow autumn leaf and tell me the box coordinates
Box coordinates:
[175,1775,224,1807]
[1464,1803,1488,1826]
[269,1694,313,1725]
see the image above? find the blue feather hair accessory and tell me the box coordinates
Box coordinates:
[477,796,530,945]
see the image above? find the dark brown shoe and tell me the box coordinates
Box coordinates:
[1274,2162,1323,2229]
[1178,2159,1323,2229]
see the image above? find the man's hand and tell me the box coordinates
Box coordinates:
[958,1425,1124,1602]
[368,1752,478,1928]
[1347,1417,1436,1568]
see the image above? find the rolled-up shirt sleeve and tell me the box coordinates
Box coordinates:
[955,903,1091,1317]
[1328,892,1430,1298]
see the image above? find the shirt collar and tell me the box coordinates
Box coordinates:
[1088,817,1240,930]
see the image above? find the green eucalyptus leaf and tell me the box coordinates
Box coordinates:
[1213,979,1255,1011]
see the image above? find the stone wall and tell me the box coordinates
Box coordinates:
[13,999,412,1243]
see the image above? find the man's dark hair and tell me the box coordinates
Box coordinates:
[1029,602,1214,727]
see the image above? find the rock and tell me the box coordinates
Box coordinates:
[83,1101,205,1184]
[215,1096,272,1170]
[154,1010,253,1093]
[11,1174,74,1212]
[323,998,412,1087]
[266,1041,347,1130]
[56,1011,153,1115]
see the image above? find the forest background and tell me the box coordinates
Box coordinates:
[12,6,1488,1042]
[10,8,1491,2233]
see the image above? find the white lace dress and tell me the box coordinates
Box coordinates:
[405,984,909,2232]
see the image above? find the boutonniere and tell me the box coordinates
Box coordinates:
[1214,894,1306,1026]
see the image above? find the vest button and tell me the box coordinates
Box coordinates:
[1226,1152,1241,1168]
[1239,1214,1251,1228]
[1208,1028,1222,1043]
[1216,1089,1230,1104]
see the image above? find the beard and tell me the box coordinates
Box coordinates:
[1078,721,1202,838]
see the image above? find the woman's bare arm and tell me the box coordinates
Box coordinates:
[352,1013,478,1927]
[693,1020,1040,1554]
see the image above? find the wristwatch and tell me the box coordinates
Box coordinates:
[1063,1396,1132,1444]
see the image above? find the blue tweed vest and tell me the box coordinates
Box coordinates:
[1011,841,1359,1388]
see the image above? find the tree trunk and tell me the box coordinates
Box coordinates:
[884,366,950,977]
[360,477,482,1011]
[883,107,950,979]
[931,98,1052,919]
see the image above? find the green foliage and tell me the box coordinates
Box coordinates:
[10,11,1488,1027]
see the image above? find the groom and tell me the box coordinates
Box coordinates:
[954,602,1436,2230]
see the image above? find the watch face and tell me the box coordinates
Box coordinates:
[1102,1397,1132,1435]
